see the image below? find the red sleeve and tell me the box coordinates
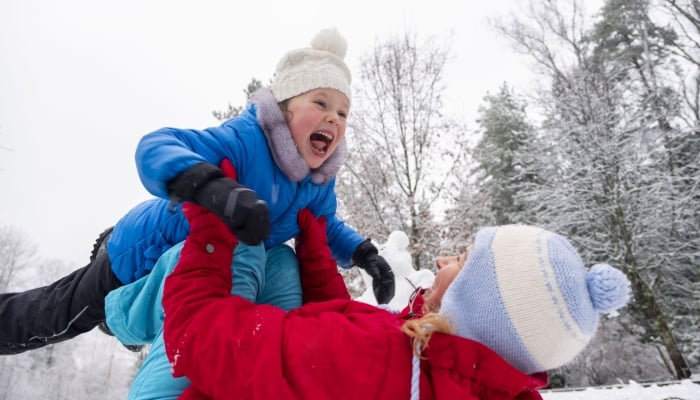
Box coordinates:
[163,211,409,398]
[296,209,351,303]
[162,206,235,365]
[162,205,296,398]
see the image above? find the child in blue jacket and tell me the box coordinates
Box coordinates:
[0,27,395,355]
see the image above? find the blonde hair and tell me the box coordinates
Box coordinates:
[401,313,456,357]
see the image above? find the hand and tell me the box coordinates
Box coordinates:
[296,208,330,261]
[181,202,235,244]
[193,177,271,245]
[167,162,270,245]
[352,240,395,304]
[296,209,351,302]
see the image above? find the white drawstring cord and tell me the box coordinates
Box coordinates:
[410,340,421,400]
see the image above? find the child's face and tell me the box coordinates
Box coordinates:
[285,88,350,169]
[422,247,472,313]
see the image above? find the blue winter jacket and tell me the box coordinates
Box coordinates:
[107,88,364,284]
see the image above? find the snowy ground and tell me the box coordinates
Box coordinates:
[541,378,700,399]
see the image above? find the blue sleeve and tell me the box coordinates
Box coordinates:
[107,198,190,284]
[310,179,366,268]
[135,116,257,199]
[326,214,365,268]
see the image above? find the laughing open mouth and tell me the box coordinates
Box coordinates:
[310,131,333,154]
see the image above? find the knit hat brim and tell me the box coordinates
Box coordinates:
[271,28,352,103]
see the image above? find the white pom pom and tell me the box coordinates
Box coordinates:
[586,264,631,313]
[310,28,347,59]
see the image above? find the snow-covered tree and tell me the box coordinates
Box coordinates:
[441,83,538,255]
[659,0,700,369]
[212,78,264,121]
[662,0,700,125]
[468,83,536,225]
[336,31,468,269]
[0,226,139,398]
[0,226,36,292]
[495,0,698,382]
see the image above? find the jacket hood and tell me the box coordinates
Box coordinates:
[250,87,347,184]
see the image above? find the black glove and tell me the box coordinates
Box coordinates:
[352,240,395,304]
[168,163,271,245]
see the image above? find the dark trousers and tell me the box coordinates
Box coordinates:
[0,251,121,354]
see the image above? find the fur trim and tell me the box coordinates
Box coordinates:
[250,88,346,184]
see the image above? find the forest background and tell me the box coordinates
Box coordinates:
[0,0,698,398]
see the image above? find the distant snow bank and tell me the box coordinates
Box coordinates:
[541,378,700,400]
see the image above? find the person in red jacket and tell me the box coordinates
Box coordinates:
[162,203,631,400]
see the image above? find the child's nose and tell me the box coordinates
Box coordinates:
[325,112,339,125]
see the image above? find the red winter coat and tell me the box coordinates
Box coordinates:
[162,207,546,400]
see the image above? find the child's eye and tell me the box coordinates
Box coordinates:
[457,253,465,266]
[338,111,347,119]
[314,100,326,108]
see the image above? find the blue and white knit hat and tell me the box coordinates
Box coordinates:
[440,225,631,374]
[271,28,352,103]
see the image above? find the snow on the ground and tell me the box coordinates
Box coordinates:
[541,379,700,399]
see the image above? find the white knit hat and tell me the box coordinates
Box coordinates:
[440,225,631,374]
[271,28,352,103]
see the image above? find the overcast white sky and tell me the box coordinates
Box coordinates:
[0,0,554,266]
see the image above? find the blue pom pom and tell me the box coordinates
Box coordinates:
[586,264,631,313]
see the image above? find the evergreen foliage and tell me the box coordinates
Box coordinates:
[491,0,698,383]
[212,78,264,121]
[470,82,537,226]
